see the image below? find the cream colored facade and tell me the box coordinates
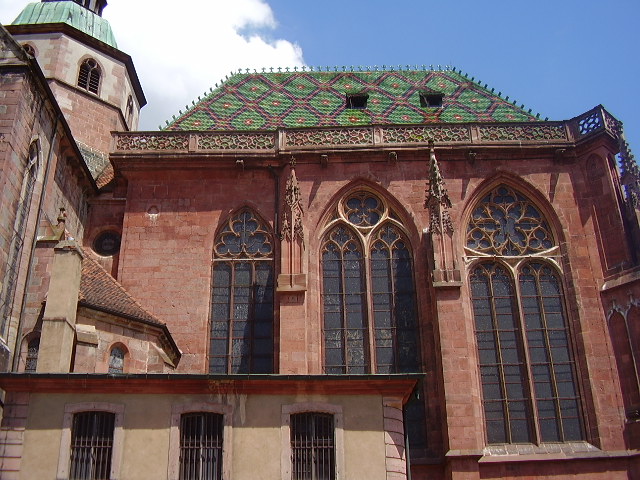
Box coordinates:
[16,391,404,480]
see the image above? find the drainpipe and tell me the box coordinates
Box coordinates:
[11,115,60,371]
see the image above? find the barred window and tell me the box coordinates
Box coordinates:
[291,413,335,480]
[78,58,101,94]
[25,336,39,372]
[108,346,125,374]
[321,191,420,374]
[69,411,115,480]
[179,413,223,480]
[467,184,584,444]
[210,209,274,373]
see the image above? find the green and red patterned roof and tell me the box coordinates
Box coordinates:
[166,67,541,131]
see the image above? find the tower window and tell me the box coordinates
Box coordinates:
[78,58,101,95]
[345,93,368,109]
[419,91,444,108]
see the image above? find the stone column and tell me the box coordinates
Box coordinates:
[37,240,83,373]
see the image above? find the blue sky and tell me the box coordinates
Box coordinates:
[1,0,638,156]
[266,0,640,149]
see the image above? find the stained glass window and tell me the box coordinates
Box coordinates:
[108,346,125,374]
[468,185,584,444]
[25,336,39,373]
[210,209,274,374]
[321,192,420,375]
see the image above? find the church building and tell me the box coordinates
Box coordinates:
[0,1,639,479]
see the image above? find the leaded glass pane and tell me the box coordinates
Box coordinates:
[210,210,273,374]
[344,192,383,227]
[322,226,367,373]
[519,262,584,442]
[471,263,533,444]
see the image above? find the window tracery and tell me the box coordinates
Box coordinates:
[466,184,584,444]
[77,58,101,95]
[321,190,420,374]
[210,209,274,374]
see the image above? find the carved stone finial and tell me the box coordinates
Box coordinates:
[424,143,454,235]
[281,163,304,241]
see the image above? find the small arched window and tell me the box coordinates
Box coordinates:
[108,346,125,374]
[125,95,134,126]
[466,184,584,444]
[78,58,101,94]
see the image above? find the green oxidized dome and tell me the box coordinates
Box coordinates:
[12,2,117,48]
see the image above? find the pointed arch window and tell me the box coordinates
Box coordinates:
[210,209,274,374]
[466,184,584,444]
[321,191,421,374]
[78,58,101,94]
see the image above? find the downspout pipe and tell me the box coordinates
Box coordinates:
[11,115,60,372]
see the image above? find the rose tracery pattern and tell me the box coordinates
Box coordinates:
[343,192,384,227]
[214,210,273,258]
[466,185,554,256]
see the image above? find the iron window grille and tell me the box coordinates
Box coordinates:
[210,209,274,373]
[321,191,421,374]
[466,184,584,444]
[291,413,335,480]
[78,58,101,94]
[179,413,224,480]
[69,411,115,480]
[24,336,39,372]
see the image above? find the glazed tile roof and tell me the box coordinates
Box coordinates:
[79,252,162,326]
[12,2,117,48]
[166,67,540,131]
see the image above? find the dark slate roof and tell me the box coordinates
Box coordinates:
[79,252,162,326]
[166,67,540,131]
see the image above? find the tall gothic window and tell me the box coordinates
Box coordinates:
[210,209,274,374]
[78,58,101,94]
[466,184,584,444]
[321,190,421,374]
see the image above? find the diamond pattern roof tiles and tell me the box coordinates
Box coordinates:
[166,68,541,131]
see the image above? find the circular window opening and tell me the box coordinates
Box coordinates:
[93,231,121,256]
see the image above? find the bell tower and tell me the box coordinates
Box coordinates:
[43,0,108,16]
[6,0,146,177]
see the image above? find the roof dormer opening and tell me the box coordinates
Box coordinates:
[346,93,369,109]
[419,91,444,108]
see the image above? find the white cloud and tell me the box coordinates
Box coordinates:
[1,0,305,129]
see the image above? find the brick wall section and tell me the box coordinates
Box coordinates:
[113,138,637,476]
[383,397,408,480]
[0,392,29,480]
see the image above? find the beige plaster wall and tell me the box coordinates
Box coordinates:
[19,392,390,480]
